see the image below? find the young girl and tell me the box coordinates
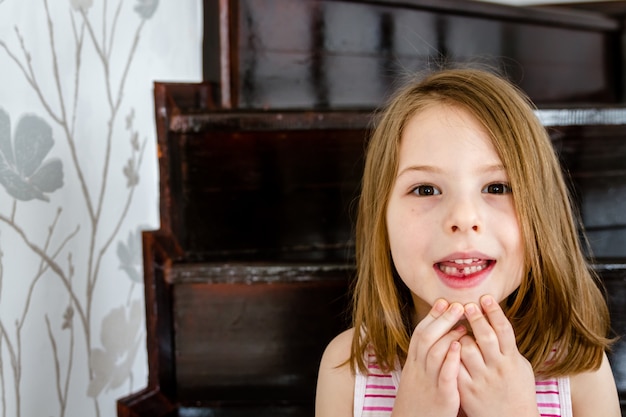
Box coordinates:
[315,68,621,417]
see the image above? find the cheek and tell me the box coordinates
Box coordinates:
[387,225,407,264]
[489,200,523,248]
[509,216,524,254]
[506,222,526,286]
[387,211,419,251]
[385,205,404,247]
[387,221,430,277]
[387,202,430,235]
[387,212,407,260]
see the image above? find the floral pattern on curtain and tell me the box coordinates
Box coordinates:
[0,0,202,416]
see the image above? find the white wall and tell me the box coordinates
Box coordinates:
[0,1,202,416]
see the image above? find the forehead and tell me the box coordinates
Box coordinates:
[398,103,502,167]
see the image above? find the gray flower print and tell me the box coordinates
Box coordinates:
[117,228,143,283]
[69,0,93,12]
[87,301,143,397]
[134,0,159,19]
[0,109,64,202]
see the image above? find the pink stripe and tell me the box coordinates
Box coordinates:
[536,390,559,395]
[537,403,560,408]
[536,381,558,386]
[366,384,395,390]
[365,394,396,398]
[367,373,392,378]
[540,415,560,417]
[363,406,394,411]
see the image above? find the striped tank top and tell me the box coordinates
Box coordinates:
[354,352,572,417]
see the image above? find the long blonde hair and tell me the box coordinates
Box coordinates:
[351,67,612,377]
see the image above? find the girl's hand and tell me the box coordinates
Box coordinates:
[392,299,466,417]
[457,295,540,417]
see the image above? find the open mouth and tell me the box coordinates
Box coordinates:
[436,258,494,278]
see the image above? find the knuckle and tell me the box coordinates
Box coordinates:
[494,319,513,336]
[426,343,446,361]
[479,331,498,345]
[459,334,475,347]
[412,326,436,347]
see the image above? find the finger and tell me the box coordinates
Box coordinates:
[425,325,467,376]
[457,359,471,387]
[464,302,501,361]
[419,298,449,326]
[459,334,486,377]
[411,302,465,362]
[414,301,464,338]
[438,340,461,391]
[415,302,465,341]
[480,295,517,355]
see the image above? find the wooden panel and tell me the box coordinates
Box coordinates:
[162,111,370,260]
[217,0,620,109]
[172,264,351,405]
[546,123,626,258]
[153,82,221,247]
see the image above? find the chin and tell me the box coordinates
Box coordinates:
[441,291,485,306]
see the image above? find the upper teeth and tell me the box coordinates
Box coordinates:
[452,258,479,264]
[439,260,487,276]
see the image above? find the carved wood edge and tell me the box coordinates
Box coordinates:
[153,81,220,241]
[117,387,178,417]
[117,231,182,415]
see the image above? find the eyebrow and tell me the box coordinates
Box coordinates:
[396,163,506,178]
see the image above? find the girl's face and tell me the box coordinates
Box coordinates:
[386,103,524,322]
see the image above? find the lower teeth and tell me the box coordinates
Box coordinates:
[440,264,486,276]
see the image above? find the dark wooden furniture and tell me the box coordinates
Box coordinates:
[118,1,626,416]
[117,81,370,416]
[541,112,626,415]
[203,0,623,109]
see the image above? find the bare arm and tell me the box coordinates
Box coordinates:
[315,328,355,417]
[571,352,621,417]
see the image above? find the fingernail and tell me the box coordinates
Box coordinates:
[482,295,494,307]
[450,303,463,315]
[434,299,447,313]
[465,303,477,315]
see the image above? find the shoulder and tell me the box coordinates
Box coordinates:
[315,328,356,417]
[320,327,355,365]
[570,351,621,417]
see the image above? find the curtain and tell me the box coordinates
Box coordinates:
[0,0,202,416]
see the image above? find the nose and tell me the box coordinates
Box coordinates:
[444,194,481,233]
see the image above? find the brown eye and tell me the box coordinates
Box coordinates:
[412,185,441,196]
[482,183,512,194]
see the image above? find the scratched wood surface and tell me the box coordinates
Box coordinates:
[206,0,621,109]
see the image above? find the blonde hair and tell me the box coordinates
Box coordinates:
[351,67,612,378]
